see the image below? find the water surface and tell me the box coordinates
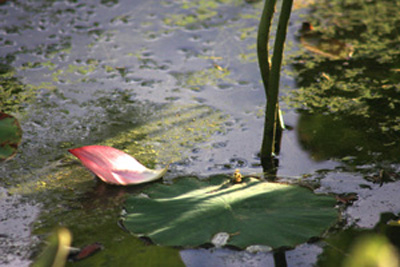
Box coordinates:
[1,0,399,266]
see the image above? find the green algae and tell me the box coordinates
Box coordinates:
[9,102,228,194]
[162,0,240,28]
[6,101,227,266]
[31,166,184,267]
[0,0,349,265]
[100,104,228,165]
[285,0,400,167]
[146,0,266,66]
[0,64,37,114]
[172,66,234,91]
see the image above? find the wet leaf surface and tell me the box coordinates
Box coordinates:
[0,112,22,162]
[123,176,338,249]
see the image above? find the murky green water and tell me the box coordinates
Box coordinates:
[1,0,399,266]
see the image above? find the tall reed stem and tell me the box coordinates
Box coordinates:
[257,0,277,96]
[258,0,293,168]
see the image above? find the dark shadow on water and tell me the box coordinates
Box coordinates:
[273,250,287,267]
[287,0,400,181]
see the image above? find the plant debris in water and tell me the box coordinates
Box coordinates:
[69,145,168,185]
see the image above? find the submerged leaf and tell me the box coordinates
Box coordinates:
[32,228,71,267]
[123,176,338,249]
[0,112,22,162]
[299,22,353,60]
[69,145,168,185]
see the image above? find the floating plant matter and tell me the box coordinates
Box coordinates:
[123,176,338,249]
[69,145,168,185]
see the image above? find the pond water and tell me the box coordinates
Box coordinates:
[1,0,399,266]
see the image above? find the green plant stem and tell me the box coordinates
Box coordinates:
[260,0,293,166]
[257,0,277,99]
[257,0,277,168]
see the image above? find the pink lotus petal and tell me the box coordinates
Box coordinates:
[68,145,167,185]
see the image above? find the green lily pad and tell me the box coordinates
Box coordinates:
[123,176,338,249]
[0,112,22,162]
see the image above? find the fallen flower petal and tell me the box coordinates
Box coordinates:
[68,145,168,185]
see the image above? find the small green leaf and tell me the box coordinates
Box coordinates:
[123,176,338,249]
[0,112,22,162]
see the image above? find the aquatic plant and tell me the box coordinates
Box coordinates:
[0,112,22,162]
[258,0,293,168]
[62,0,339,260]
[123,175,338,249]
[69,145,168,185]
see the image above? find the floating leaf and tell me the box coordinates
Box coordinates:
[0,112,22,162]
[123,176,338,249]
[69,145,168,185]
